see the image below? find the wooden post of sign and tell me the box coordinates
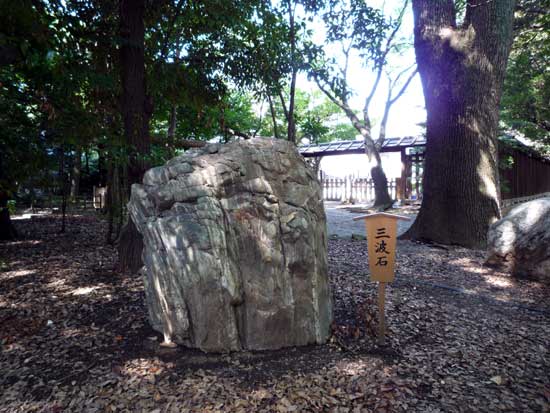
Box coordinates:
[352,212,411,347]
[378,282,386,345]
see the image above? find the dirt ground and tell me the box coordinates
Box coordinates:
[1,214,549,412]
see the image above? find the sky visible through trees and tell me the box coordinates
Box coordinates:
[297,0,424,141]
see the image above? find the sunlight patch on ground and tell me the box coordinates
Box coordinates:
[447,257,515,290]
[47,279,66,288]
[484,276,513,288]
[71,286,99,296]
[4,240,43,247]
[121,357,170,380]
[11,211,53,220]
[447,257,491,275]
[334,359,371,376]
[59,327,85,338]
[3,269,35,280]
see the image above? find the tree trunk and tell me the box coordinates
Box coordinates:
[117,0,151,273]
[357,128,392,208]
[288,68,297,143]
[284,0,297,144]
[371,164,393,209]
[59,147,68,234]
[0,192,17,240]
[403,0,516,248]
[268,95,280,139]
[117,218,144,274]
[85,149,90,176]
[97,146,108,187]
[70,147,81,201]
[167,105,177,158]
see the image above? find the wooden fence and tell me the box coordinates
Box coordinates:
[499,147,550,199]
[322,176,399,203]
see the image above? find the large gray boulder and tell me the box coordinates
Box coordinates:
[485,197,550,281]
[128,138,332,352]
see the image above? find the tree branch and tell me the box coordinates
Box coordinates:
[278,89,290,122]
[363,0,409,123]
[388,68,417,106]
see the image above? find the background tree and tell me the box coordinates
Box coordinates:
[291,89,356,171]
[0,0,63,239]
[116,0,151,273]
[311,0,416,208]
[403,0,516,248]
[117,0,295,271]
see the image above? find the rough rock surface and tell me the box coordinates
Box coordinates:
[128,138,332,352]
[485,197,550,281]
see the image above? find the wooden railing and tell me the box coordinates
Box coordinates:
[321,176,399,203]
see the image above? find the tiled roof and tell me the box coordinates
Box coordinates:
[298,136,426,157]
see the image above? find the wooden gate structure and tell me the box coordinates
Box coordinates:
[299,135,550,203]
[299,136,426,202]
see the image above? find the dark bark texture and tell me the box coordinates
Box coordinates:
[404,0,516,248]
[0,193,17,241]
[370,163,392,208]
[117,0,151,273]
[70,147,81,201]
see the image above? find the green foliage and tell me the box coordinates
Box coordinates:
[7,200,16,215]
[501,0,550,153]
[0,1,53,198]
[499,154,515,170]
[294,89,356,143]
[0,0,362,209]
[309,0,392,100]
[323,0,389,64]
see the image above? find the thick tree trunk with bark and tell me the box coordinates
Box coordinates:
[403,0,516,248]
[117,0,151,273]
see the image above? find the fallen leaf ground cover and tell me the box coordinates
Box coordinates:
[1,214,549,412]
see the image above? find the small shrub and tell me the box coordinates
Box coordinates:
[7,200,16,215]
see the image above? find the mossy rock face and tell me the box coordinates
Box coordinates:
[129,138,333,352]
[485,197,550,283]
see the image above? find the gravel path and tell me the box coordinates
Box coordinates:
[325,201,416,238]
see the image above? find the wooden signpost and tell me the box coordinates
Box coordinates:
[352,212,411,345]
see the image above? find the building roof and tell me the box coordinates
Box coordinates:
[298,136,426,157]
